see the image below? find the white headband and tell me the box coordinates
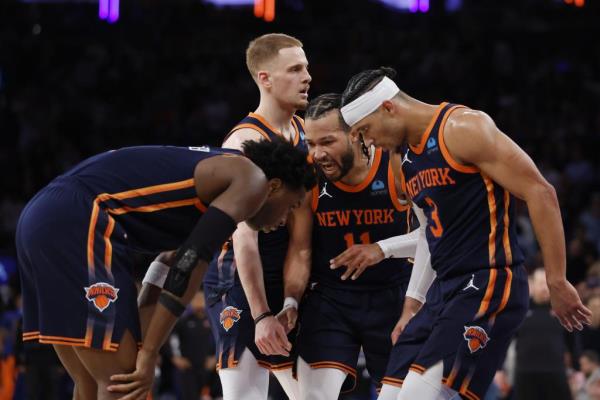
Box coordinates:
[340,76,400,127]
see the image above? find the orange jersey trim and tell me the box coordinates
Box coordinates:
[311,185,320,212]
[502,190,513,265]
[256,360,294,371]
[229,123,271,141]
[381,376,404,387]
[490,267,513,323]
[409,363,427,374]
[387,158,410,212]
[96,178,196,202]
[438,106,479,174]
[248,112,301,145]
[333,148,382,193]
[476,268,498,318]
[483,175,497,267]
[409,103,448,155]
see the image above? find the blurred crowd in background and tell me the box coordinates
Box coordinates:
[1,0,599,398]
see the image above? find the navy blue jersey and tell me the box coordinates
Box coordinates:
[399,103,524,280]
[54,145,239,253]
[310,149,413,290]
[204,113,308,290]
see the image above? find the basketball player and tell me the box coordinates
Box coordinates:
[202,33,311,400]
[283,93,432,399]
[338,66,592,400]
[16,139,315,400]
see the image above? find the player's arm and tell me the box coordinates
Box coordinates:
[138,250,177,340]
[277,190,313,332]
[222,128,292,356]
[108,156,269,399]
[444,110,592,332]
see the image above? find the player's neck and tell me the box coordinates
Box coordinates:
[254,97,297,140]
[406,101,440,147]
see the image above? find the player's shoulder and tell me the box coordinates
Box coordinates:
[446,108,495,135]
[223,128,268,151]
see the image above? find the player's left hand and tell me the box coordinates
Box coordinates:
[548,278,592,332]
[108,348,157,400]
[330,244,385,281]
[276,306,298,334]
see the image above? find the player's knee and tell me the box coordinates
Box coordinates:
[399,368,457,400]
[377,384,401,400]
[71,374,97,400]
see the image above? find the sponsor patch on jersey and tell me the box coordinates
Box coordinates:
[370,179,388,196]
[463,326,490,353]
[84,282,119,312]
[427,137,437,149]
[220,306,243,332]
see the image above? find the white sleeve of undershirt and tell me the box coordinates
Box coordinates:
[405,205,436,304]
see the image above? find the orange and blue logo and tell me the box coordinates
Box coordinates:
[220,306,242,332]
[84,282,119,312]
[463,326,490,353]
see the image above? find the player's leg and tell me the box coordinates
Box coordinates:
[218,348,269,400]
[399,362,458,400]
[297,356,348,400]
[296,287,363,399]
[377,384,401,400]
[72,329,138,399]
[272,368,301,400]
[53,345,97,399]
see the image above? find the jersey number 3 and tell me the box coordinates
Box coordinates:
[425,197,443,238]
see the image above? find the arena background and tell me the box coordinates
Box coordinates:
[1,0,599,399]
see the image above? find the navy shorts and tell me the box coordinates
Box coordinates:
[16,181,141,351]
[403,266,528,400]
[382,280,443,388]
[204,283,295,371]
[296,282,407,393]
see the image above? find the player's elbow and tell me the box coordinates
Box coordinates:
[528,180,559,207]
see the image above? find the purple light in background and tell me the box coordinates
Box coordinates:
[99,0,109,19]
[409,0,419,13]
[419,0,429,12]
[108,0,119,23]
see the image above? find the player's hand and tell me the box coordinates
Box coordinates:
[108,348,157,400]
[255,315,291,357]
[391,297,423,345]
[391,312,413,345]
[171,355,192,371]
[276,306,298,334]
[548,278,592,332]
[329,243,385,281]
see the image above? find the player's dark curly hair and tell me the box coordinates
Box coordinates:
[242,136,316,191]
[306,93,370,159]
[341,66,398,107]
[305,93,342,120]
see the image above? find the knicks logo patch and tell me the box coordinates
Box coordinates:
[463,326,490,353]
[84,282,119,312]
[220,306,242,332]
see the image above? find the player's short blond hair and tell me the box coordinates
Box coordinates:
[246,33,303,79]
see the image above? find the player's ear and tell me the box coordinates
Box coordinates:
[267,178,283,196]
[382,99,395,114]
[257,70,272,89]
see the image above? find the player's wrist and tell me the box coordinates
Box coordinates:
[283,296,298,310]
[254,310,274,325]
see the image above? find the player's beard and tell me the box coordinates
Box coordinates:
[336,143,355,181]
